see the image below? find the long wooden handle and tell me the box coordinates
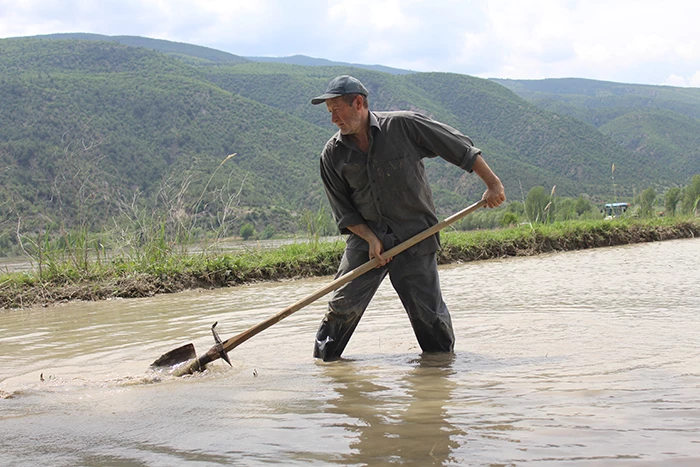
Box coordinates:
[217,199,487,354]
[171,199,487,374]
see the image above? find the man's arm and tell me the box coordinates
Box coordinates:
[320,145,389,266]
[471,154,506,208]
[320,149,366,232]
[346,223,390,266]
[403,113,505,206]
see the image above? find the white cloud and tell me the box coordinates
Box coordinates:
[0,0,698,87]
[456,0,700,85]
[691,72,700,88]
[664,74,689,87]
[329,0,419,31]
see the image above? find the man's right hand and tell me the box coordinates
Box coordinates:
[347,223,391,267]
[367,236,390,267]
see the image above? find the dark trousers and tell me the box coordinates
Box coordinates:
[313,239,455,361]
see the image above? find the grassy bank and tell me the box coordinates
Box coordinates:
[1,216,698,309]
[439,216,700,263]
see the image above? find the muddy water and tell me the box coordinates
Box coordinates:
[1,238,699,466]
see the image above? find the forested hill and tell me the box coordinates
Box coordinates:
[492,78,700,181]
[1,36,695,245]
[0,37,331,239]
[36,33,249,64]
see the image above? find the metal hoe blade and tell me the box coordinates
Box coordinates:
[150,343,197,368]
[149,322,234,370]
[211,321,232,367]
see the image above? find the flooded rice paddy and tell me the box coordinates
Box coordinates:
[1,238,699,466]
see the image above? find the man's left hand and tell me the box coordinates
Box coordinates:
[471,154,506,208]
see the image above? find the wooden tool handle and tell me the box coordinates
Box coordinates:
[218,198,487,354]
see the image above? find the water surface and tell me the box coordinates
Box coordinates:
[2,239,699,466]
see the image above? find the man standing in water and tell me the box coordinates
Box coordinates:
[310,75,506,361]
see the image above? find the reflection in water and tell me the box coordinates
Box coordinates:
[323,354,463,466]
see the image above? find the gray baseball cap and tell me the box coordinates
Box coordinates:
[311,75,369,105]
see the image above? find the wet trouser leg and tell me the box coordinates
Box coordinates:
[314,248,388,361]
[313,245,455,361]
[387,250,455,353]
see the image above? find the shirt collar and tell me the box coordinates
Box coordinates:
[368,111,380,132]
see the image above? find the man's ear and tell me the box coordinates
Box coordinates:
[353,95,364,110]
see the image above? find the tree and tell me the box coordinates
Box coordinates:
[553,198,577,221]
[506,201,525,216]
[525,186,549,223]
[239,223,256,240]
[637,187,657,218]
[664,187,682,216]
[501,211,519,227]
[574,196,594,216]
[259,225,275,240]
[681,174,700,215]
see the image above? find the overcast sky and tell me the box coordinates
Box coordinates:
[1,0,698,87]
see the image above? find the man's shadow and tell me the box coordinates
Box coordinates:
[320,353,464,466]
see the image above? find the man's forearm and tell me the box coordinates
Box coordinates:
[472,154,501,188]
[346,223,378,244]
[471,154,506,208]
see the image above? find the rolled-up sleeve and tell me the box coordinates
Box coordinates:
[320,148,364,233]
[407,112,481,172]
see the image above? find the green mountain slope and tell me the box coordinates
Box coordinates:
[1,35,696,243]
[206,65,657,202]
[0,37,196,75]
[405,73,650,196]
[245,54,414,75]
[600,109,700,178]
[0,38,329,235]
[492,78,700,180]
[491,78,700,124]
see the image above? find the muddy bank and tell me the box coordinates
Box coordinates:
[1,220,697,310]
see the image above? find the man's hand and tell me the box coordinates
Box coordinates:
[347,223,391,267]
[367,236,390,267]
[482,180,506,208]
[471,154,506,208]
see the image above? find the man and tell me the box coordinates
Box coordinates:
[310,75,505,361]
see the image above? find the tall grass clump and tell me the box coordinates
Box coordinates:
[6,150,244,287]
[299,203,337,248]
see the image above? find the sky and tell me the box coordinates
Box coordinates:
[1,0,699,87]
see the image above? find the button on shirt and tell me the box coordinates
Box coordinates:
[320,110,481,255]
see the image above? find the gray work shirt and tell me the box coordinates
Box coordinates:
[320,110,481,255]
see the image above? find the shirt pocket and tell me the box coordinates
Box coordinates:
[375,156,424,193]
[342,163,368,190]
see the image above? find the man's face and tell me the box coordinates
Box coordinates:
[326,96,364,136]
